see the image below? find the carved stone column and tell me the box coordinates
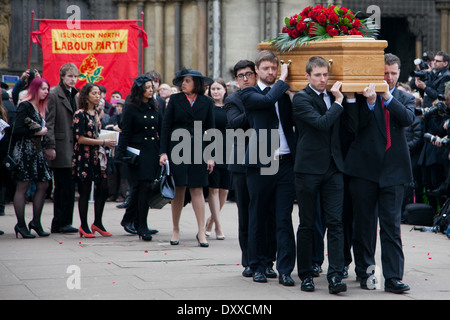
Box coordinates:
[197,0,208,75]
[437,1,450,52]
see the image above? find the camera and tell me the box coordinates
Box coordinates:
[414,58,430,71]
[28,69,36,84]
[410,70,429,81]
[424,133,450,146]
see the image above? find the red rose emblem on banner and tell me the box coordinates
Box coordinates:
[78,54,104,84]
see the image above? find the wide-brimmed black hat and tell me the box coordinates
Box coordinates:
[172,67,213,87]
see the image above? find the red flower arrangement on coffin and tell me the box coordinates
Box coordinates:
[271,4,378,53]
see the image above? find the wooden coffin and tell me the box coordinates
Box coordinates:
[258,35,389,93]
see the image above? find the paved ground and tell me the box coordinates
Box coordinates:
[0,199,449,302]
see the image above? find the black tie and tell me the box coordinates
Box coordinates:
[263,87,271,94]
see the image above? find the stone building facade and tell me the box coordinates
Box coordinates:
[1,0,449,85]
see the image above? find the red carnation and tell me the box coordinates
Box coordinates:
[289,16,298,26]
[349,28,362,36]
[339,25,348,34]
[282,26,289,33]
[352,18,361,29]
[300,7,311,17]
[296,21,307,33]
[329,13,339,24]
[327,27,339,37]
[340,7,348,14]
[316,13,328,25]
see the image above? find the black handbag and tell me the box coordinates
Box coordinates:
[148,161,176,209]
[2,154,17,171]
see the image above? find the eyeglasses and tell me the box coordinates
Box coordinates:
[236,72,255,79]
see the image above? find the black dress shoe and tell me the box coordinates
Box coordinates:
[343,265,349,279]
[301,276,315,292]
[360,276,378,290]
[59,225,78,233]
[312,263,322,277]
[279,274,295,286]
[149,229,159,235]
[384,278,410,294]
[328,275,347,294]
[265,267,277,278]
[253,272,267,283]
[121,221,138,235]
[242,266,253,278]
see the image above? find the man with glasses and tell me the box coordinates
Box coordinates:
[414,51,450,108]
[224,60,276,280]
[239,51,297,286]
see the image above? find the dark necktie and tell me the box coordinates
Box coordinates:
[382,98,391,151]
[263,87,271,94]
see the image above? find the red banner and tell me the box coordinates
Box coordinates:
[34,19,147,100]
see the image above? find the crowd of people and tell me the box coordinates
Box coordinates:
[0,48,449,295]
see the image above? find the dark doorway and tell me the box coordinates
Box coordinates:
[378,17,416,83]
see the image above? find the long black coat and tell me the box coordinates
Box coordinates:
[160,92,215,187]
[117,100,161,181]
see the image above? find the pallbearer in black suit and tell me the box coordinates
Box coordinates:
[224,60,276,278]
[344,54,414,293]
[240,50,297,286]
[293,56,356,294]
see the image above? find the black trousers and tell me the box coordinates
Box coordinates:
[246,157,296,275]
[121,178,153,231]
[232,172,276,268]
[295,160,344,280]
[51,168,75,231]
[349,177,405,280]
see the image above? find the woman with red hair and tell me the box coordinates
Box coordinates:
[11,77,52,238]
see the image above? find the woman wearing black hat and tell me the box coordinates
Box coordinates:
[159,68,215,247]
[117,75,161,241]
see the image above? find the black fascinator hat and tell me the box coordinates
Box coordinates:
[132,74,153,87]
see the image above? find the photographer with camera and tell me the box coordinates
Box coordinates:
[426,85,450,198]
[418,83,450,210]
[412,51,450,108]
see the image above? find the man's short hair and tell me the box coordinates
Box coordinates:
[255,50,278,68]
[305,56,329,75]
[233,60,256,77]
[59,63,78,81]
[385,53,401,69]
[436,51,450,64]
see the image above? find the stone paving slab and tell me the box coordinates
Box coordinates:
[0,199,449,302]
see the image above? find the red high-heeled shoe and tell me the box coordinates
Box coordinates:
[78,227,95,238]
[91,224,112,237]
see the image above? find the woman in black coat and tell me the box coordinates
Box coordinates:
[159,68,215,247]
[117,75,161,241]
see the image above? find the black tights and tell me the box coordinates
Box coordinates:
[77,178,108,233]
[14,181,48,228]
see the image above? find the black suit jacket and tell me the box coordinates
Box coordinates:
[224,91,250,173]
[239,80,296,168]
[292,85,353,175]
[344,88,415,187]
